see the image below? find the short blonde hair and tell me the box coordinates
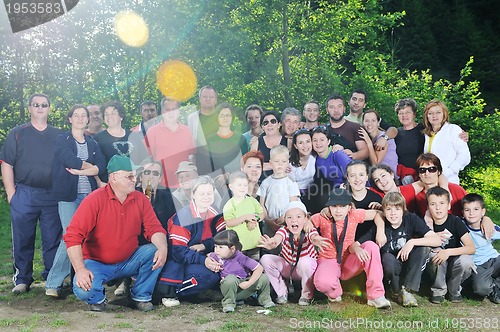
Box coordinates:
[381,192,407,214]
[270,145,289,159]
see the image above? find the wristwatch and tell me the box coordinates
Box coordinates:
[383,134,389,140]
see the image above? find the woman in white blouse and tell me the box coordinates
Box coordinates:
[422,99,470,184]
[289,128,316,209]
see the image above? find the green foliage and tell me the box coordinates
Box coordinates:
[462,166,500,215]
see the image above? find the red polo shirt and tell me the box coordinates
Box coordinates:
[64,185,166,264]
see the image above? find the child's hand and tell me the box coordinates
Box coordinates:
[205,256,223,272]
[189,244,206,252]
[396,241,414,262]
[247,220,258,231]
[480,216,495,240]
[431,249,450,265]
[368,202,382,210]
[353,246,370,263]
[424,211,434,230]
[375,232,387,248]
[302,217,315,233]
[258,235,276,250]
[311,235,330,252]
[238,281,252,290]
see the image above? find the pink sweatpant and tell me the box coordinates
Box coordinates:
[260,254,317,300]
[314,241,385,300]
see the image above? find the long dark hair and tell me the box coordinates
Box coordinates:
[290,128,312,167]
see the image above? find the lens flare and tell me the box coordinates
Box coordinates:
[114,10,149,47]
[156,60,197,102]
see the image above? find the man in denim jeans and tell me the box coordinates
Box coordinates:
[64,155,168,312]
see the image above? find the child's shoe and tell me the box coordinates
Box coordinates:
[275,295,288,304]
[162,297,180,307]
[400,287,418,307]
[263,301,276,308]
[328,296,342,303]
[298,297,312,306]
[489,285,500,304]
[367,296,391,309]
[223,306,235,313]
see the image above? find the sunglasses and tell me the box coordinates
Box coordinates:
[418,166,438,174]
[143,170,161,176]
[31,103,49,108]
[262,118,278,126]
[312,125,327,131]
[294,128,310,136]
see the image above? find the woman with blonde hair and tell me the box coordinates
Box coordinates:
[422,100,470,184]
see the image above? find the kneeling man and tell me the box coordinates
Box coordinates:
[64,155,167,312]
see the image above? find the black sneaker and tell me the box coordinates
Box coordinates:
[89,300,107,312]
[448,294,462,303]
[430,295,444,304]
[133,301,154,312]
[489,287,500,304]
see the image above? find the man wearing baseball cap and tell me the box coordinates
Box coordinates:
[64,155,168,312]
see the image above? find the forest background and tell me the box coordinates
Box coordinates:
[0,0,499,212]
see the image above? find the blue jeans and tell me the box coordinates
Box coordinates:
[73,244,161,304]
[45,194,87,290]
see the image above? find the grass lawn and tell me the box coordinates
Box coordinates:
[0,200,498,332]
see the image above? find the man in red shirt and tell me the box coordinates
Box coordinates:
[64,155,168,312]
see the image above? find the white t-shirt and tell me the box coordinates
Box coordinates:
[257,175,300,219]
[289,155,316,190]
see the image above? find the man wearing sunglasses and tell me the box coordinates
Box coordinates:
[64,155,168,312]
[1,93,63,295]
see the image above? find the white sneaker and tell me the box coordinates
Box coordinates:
[275,295,288,304]
[328,296,342,303]
[298,297,312,306]
[367,296,391,309]
[162,297,180,307]
[45,288,59,298]
[114,278,131,296]
[12,284,28,294]
[400,287,418,307]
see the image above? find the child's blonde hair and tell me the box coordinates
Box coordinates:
[381,192,407,214]
[228,171,248,185]
[270,145,289,159]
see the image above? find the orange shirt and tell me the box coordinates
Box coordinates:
[311,209,366,261]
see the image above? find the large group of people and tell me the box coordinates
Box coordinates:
[1,88,499,315]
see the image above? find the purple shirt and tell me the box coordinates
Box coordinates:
[209,251,259,279]
[315,148,352,187]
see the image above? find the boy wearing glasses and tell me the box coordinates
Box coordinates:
[1,93,63,294]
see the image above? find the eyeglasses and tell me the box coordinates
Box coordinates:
[418,166,438,174]
[31,103,49,108]
[115,173,136,181]
[143,170,161,176]
[262,118,278,126]
[142,108,157,113]
[219,113,232,118]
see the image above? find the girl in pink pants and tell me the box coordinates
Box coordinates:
[311,188,391,309]
[259,201,328,305]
